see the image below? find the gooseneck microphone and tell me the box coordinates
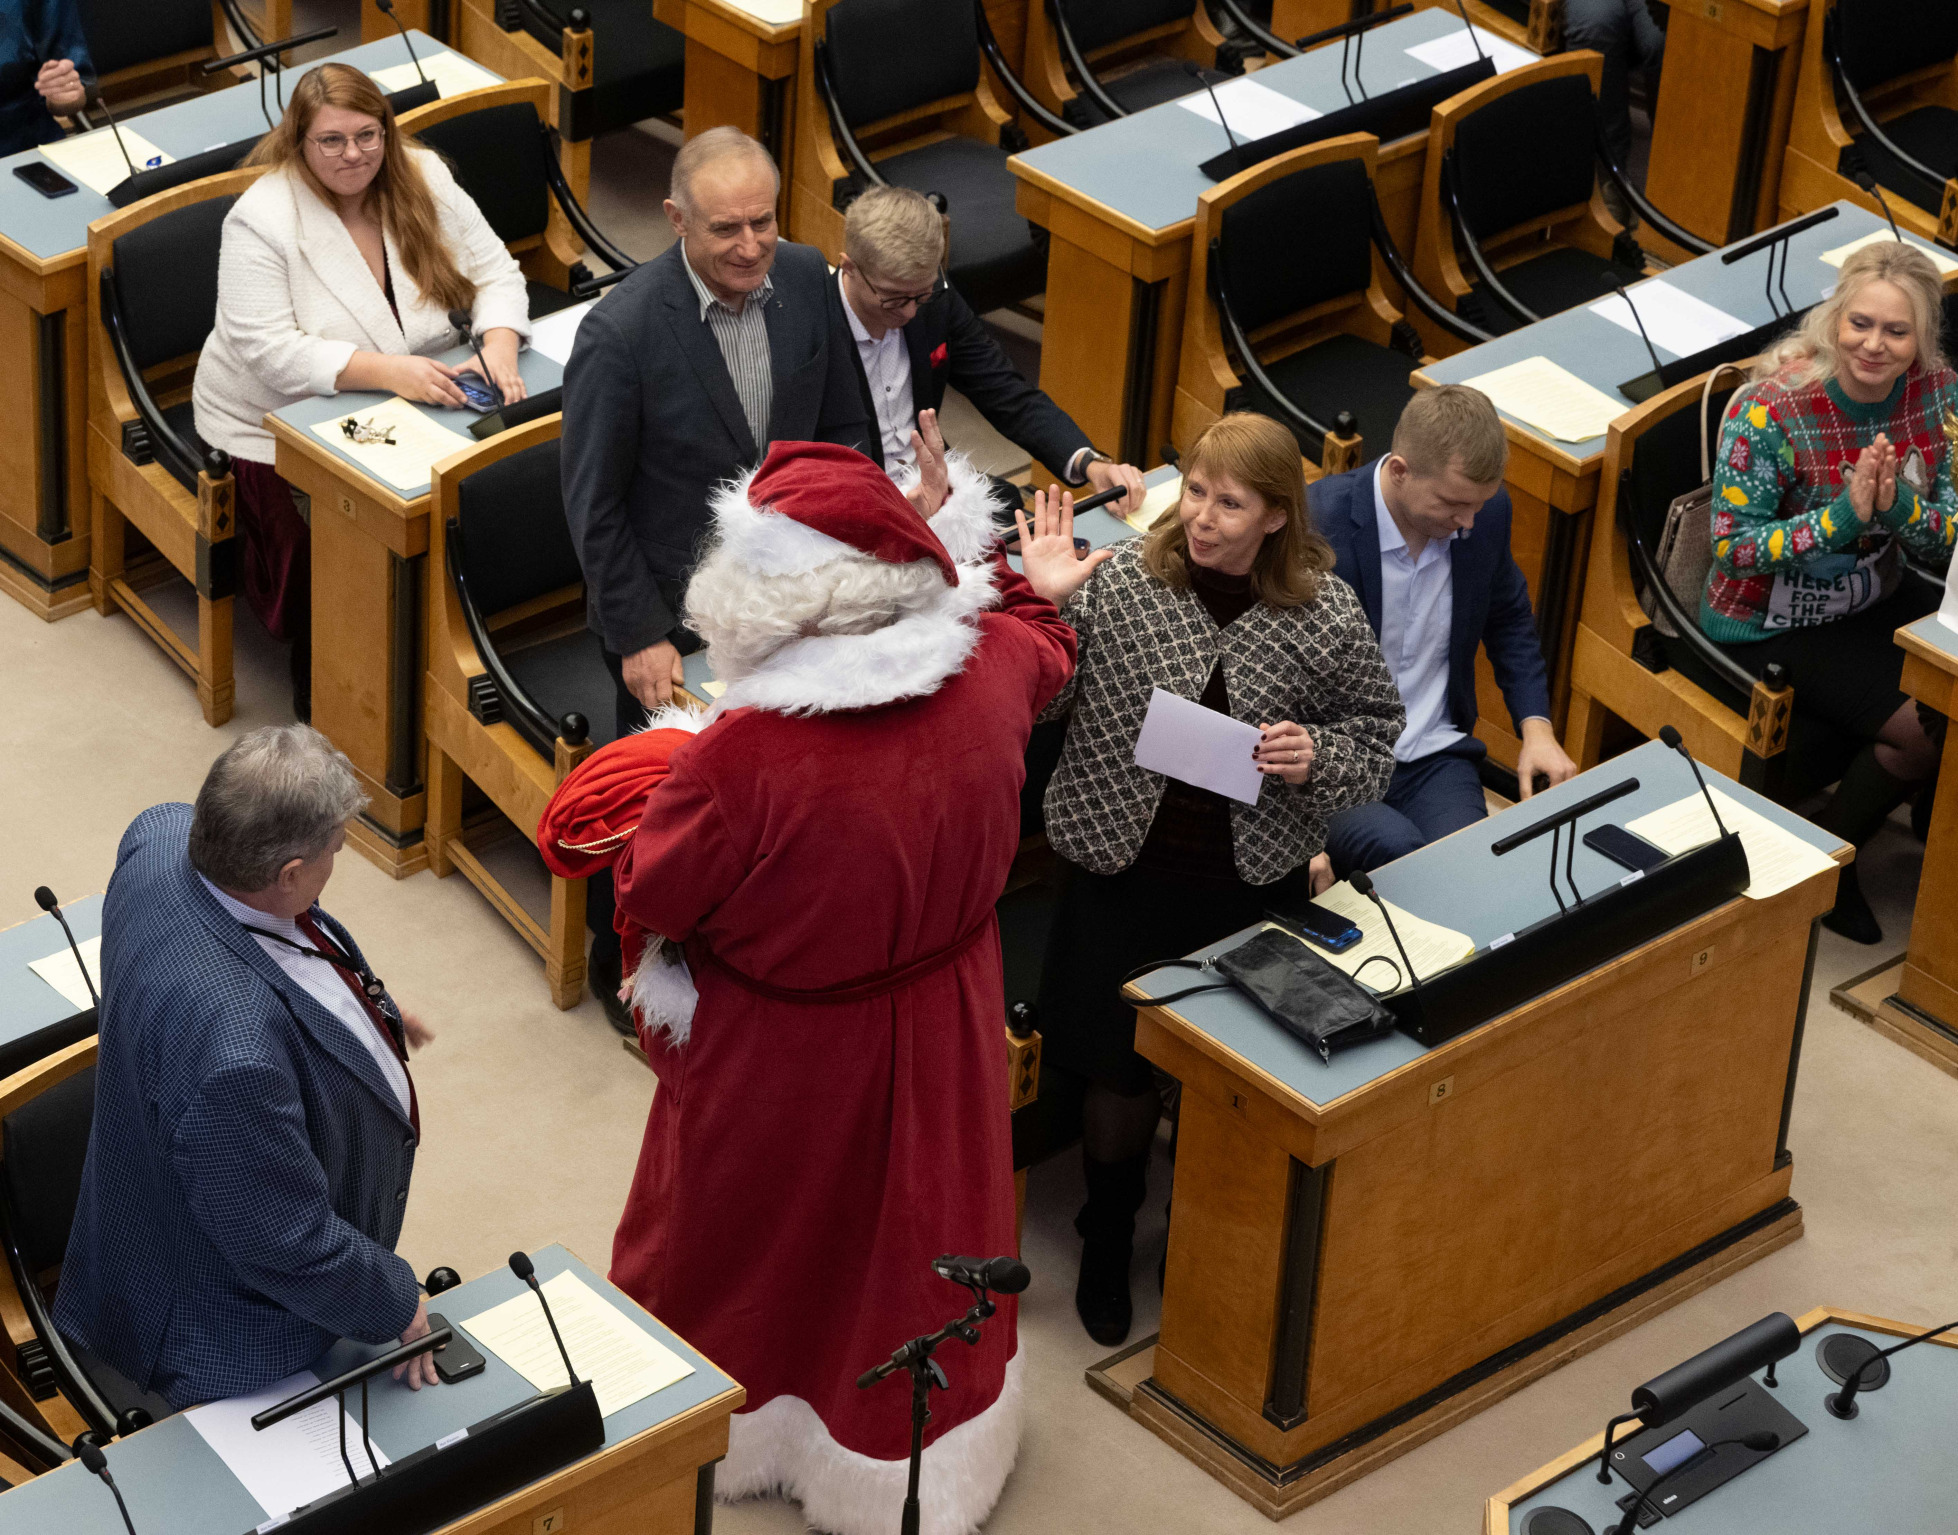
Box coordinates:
[1658,725,1730,838]
[932,1255,1031,1294]
[1826,1317,1958,1419]
[448,308,504,407]
[1184,61,1241,163]
[1611,1432,1779,1535]
[34,886,99,1012]
[1853,170,1905,243]
[1349,871,1423,999]
[76,1438,139,1535]
[1611,281,1666,382]
[507,1252,580,1388]
[81,85,138,180]
[374,0,429,86]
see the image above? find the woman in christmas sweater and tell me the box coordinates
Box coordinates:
[1694,240,1954,941]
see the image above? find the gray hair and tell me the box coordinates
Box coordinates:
[188,726,368,892]
[684,543,948,683]
[1756,239,1947,387]
[669,126,779,218]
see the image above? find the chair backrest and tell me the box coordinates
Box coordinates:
[76,0,211,78]
[1833,0,1958,95]
[454,438,584,618]
[1060,0,1195,55]
[1216,157,1375,333]
[110,195,236,374]
[1,1066,95,1276]
[415,104,553,246]
[1623,379,1743,557]
[825,0,979,127]
[1452,71,1596,237]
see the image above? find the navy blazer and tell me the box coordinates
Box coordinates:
[1308,459,1551,757]
[55,805,421,1408]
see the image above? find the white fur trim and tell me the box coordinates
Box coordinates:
[637,701,710,735]
[628,938,698,1045]
[910,451,1004,565]
[707,463,866,577]
[719,1350,1021,1535]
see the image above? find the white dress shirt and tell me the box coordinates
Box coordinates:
[841,271,919,471]
[1372,459,1466,764]
[201,878,413,1116]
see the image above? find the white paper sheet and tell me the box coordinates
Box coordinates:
[1123,473,1183,532]
[1940,565,1958,635]
[1625,789,1839,901]
[1819,228,1958,277]
[719,0,803,23]
[527,300,596,366]
[310,397,476,492]
[460,1270,693,1418]
[370,51,502,101]
[1460,355,1626,443]
[1403,26,1538,77]
[185,1369,392,1523]
[1177,76,1321,140]
[1589,279,1751,361]
[1132,687,1264,806]
[27,935,100,1012]
[1279,880,1474,995]
[39,127,173,197]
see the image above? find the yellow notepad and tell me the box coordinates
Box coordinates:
[310,397,475,492]
[1626,789,1838,900]
[370,51,501,100]
[40,126,173,196]
[1820,229,1958,277]
[1269,880,1474,997]
[1461,355,1627,444]
[460,1270,693,1418]
[1124,474,1183,533]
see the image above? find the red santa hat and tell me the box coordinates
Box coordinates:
[709,440,959,584]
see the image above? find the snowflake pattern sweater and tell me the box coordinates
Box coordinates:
[1700,364,1958,642]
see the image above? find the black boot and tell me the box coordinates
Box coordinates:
[1818,746,1915,945]
[1074,1152,1147,1347]
[588,944,635,1036]
[289,633,311,724]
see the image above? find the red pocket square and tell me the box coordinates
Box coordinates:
[929,343,948,368]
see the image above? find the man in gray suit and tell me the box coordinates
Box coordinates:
[562,127,870,733]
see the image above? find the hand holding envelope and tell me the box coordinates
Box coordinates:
[1133,689,1317,803]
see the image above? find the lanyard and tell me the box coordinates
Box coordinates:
[241,922,388,1003]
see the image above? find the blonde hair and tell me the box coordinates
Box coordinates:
[844,186,945,285]
[1754,239,1947,388]
[248,64,477,315]
[1390,384,1508,484]
[1141,412,1334,609]
[669,126,778,217]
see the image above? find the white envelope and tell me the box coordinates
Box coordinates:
[1133,688,1264,806]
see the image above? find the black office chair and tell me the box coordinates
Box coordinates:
[75,0,266,105]
[1824,0,1958,225]
[1044,0,1235,130]
[812,0,1047,317]
[494,0,684,135]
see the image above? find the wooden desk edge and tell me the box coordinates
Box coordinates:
[1004,154,1190,251]
[1480,1305,1958,1532]
[268,413,425,519]
[0,225,83,281]
[676,0,800,43]
[1896,617,1958,676]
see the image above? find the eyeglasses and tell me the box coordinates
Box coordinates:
[860,272,943,312]
[309,127,384,157]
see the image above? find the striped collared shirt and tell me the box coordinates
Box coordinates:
[681,247,774,452]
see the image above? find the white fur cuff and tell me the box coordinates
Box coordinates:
[912,451,1005,566]
[629,937,699,1045]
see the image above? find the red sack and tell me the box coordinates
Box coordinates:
[536,729,694,879]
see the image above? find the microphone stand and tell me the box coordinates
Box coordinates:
[1853,170,1905,243]
[33,886,99,1011]
[1718,204,1840,318]
[1825,1317,1958,1419]
[375,0,429,87]
[1185,62,1241,172]
[1611,281,1666,398]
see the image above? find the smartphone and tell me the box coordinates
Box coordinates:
[1267,899,1362,954]
[454,370,501,411]
[14,162,77,198]
[1583,824,1668,873]
[425,1312,486,1384]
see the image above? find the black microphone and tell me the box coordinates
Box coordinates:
[1825,1317,1958,1419]
[1658,725,1730,839]
[1611,282,1665,383]
[1184,61,1241,165]
[1852,170,1905,243]
[1348,871,1423,999]
[507,1252,580,1388]
[1611,1431,1779,1535]
[80,85,138,181]
[448,307,504,407]
[76,1437,139,1535]
[1449,0,1488,58]
[932,1255,1030,1294]
[34,886,99,1012]
[374,0,429,86]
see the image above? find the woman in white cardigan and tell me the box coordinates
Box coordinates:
[193,62,531,717]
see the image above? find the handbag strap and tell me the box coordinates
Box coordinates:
[1700,362,1748,483]
[1118,957,1230,1007]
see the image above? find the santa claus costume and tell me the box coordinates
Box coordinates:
[604,441,1073,1535]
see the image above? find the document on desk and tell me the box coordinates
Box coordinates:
[1820,228,1958,277]
[27,935,100,1012]
[1133,688,1264,806]
[39,127,173,197]
[1177,77,1321,140]
[1123,474,1183,533]
[460,1270,692,1418]
[721,0,804,22]
[1625,789,1838,900]
[527,300,597,366]
[1461,355,1626,443]
[1403,26,1538,77]
[370,51,501,100]
[1589,280,1750,360]
[310,397,475,492]
[1295,880,1474,995]
[185,1369,391,1521]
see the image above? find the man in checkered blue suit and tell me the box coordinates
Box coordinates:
[55,726,441,1409]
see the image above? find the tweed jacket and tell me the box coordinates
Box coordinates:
[55,804,421,1408]
[1041,543,1403,883]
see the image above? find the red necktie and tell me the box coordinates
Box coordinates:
[297,913,420,1139]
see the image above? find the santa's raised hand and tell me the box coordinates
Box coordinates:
[1015,484,1114,606]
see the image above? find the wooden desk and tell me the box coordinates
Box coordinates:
[266,343,566,878]
[1007,7,1528,475]
[1101,741,1839,1518]
[1275,0,1557,54]
[654,0,799,211]
[0,1246,743,1535]
[1489,1308,1958,1533]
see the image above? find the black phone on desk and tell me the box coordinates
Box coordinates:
[454,370,501,411]
[1583,824,1667,873]
[14,162,77,198]
[1266,898,1362,954]
[425,1312,486,1383]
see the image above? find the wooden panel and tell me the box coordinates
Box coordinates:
[1036,234,1142,468]
[1899,685,1958,1024]
[1646,13,1760,245]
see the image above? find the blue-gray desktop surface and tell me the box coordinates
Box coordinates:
[0,895,101,1057]
[1126,739,1841,1108]
[0,1245,737,1534]
[1902,611,1958,664]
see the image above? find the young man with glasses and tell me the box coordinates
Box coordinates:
[838,185,1145,515]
